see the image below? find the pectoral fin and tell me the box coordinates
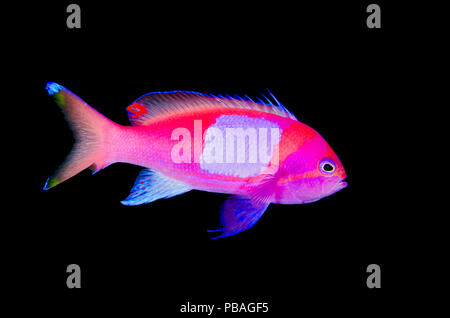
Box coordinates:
[250,172,278,209]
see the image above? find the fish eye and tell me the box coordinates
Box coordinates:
[319,159,336,174]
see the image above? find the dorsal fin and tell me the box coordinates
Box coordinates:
[126,90,297,126]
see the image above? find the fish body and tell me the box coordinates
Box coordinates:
[44,83,347,238]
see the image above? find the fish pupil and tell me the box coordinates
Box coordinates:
[323,163,334,172]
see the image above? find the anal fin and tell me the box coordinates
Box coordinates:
[121,169,191,206]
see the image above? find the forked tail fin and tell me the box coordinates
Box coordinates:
[43,82,117,190]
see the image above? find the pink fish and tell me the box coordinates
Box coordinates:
[44,82,347,238]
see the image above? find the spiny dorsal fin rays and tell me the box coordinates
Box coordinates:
[255,96,265,104]
[244,95,255,103]
[267,89,282,107]
[261,93,274,106]
[128,90,298,126]
[254,89,297,120]
[264,89,297,120]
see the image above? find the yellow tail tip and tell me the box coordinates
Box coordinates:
[43,177,60,190]
[46,82,66,107]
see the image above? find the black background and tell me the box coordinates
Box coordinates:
[5,0,441,316]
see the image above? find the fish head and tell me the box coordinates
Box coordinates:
[281,127,347,204]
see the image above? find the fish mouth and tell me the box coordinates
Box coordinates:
[321,177,348,198]
[332,178,348,193]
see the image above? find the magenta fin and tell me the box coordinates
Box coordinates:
[210,196,270,239]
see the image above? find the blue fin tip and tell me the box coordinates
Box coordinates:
[46,82,63,95]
